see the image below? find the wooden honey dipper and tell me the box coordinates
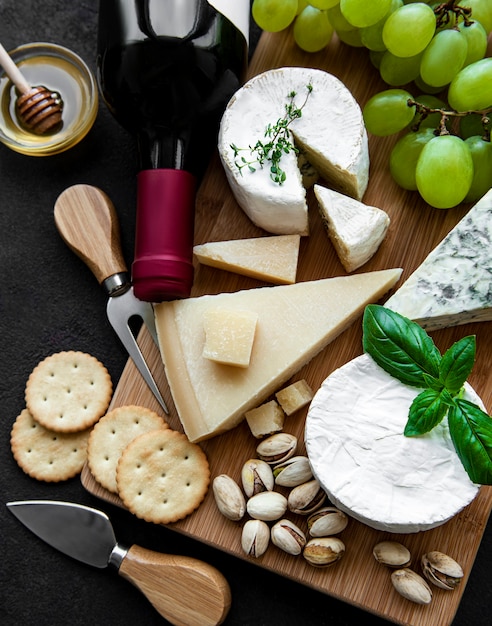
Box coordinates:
[0,42,63,135]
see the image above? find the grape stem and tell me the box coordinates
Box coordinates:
[408,99,492,140]
[230,83,313,185]
[433,1,473,29]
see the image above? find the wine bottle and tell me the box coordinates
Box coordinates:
[97,0,249,301]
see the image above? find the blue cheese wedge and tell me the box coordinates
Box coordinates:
[314,184,390,272]
[155,269,401,442]
[218,67,369,236]
[385,188,492,331]
[305,353,481,533]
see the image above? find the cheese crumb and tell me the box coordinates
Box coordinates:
[202,308,258,368]
[245,400,285,438]
[276,379,314,416]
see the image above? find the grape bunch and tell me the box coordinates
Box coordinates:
[251,0,492,209]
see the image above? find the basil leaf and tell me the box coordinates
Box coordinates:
[448,399,492,485]
[405,388,451,436]
[363,305,441,387]
[440,335,476,394]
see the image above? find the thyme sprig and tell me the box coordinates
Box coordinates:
[230,83,313,185]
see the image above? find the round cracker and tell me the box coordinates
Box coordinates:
[87,405,169,494]
[116,429,210,524]
[25,351,112,433]
[11,408,91,482]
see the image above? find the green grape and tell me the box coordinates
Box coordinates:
[296,0,310,14]
[389,128,436,190]
[460,113,491,139]
[293,6,334,52]
[308,0,340,9]
[340,0,392,28]
[419,30,468,88]
[463,136,492,202]
[411,94,447,130]
[327,4,357,31]
[462,0,492,33]
[337,27,364,47]
[252,0,298,32]
[369,49,386,69]
[360,0,403,52]
[382,4,436,57]
[413,74,443,94]
[448,58,492,112]
[458,20,488,66]
[415,135,474,208]
[379,50,422,86]
[363,89,415,136]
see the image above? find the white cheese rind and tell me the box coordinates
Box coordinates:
[155,269,402,442]
[305,353,481,533]
[218,67,369,235]
[314,185,390,272]
[385,188,492,330]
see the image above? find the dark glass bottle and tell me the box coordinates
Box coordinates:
[97,0,249,301]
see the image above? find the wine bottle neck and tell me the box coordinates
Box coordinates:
[137,131,186,171]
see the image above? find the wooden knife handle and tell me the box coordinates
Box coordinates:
[118,544,231,626]
[54,184,128,284]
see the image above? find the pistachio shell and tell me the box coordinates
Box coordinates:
[421,551,464,590]
[241,458,274,497]
[307,506,349,536]
[246,490,288,521]
[271,519,306,555]
[273,455,313,487]
[288,479,326,515]
[212,474,246,521]
[391,568,432,605]
[373,541,411,568]
[241,519,270,558]
[256,432,297,464]
[303,537,345,567]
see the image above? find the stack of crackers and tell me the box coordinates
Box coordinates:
[10,350,210,525]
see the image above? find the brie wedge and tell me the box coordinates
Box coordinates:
[154,268,402,442]
[193,235,300,284]
[385,188,492,330]
[305,353,481,533]
[314,184,390,272]
[218,67,369,236]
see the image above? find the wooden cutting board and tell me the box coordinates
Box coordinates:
[82,29,492,626]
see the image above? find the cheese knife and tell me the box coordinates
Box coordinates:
[54,184,168,413]
[7,500,231,626]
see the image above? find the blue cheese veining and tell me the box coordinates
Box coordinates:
[305,353,481,533]
[385,188,492,331]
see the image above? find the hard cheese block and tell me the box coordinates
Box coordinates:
[154,268,402,442]
[314,184,390,272]
[385,188,492,330]
[305,353,481,533]
[218,67,369,235]
[193,235,300,284]
[202,307,258,368]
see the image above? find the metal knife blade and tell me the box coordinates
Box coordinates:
[7,500,231,626]
[53,184,168,414]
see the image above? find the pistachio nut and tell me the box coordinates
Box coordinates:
[212,474,246,521]
[271,519,307,556]
[241,519,270,558]
[241,458,274,498]
[390,568,432,605]
[373,541,411,568]
[421,551,464,590]
[303,536,345,567]
[273,455,313,487]
[307,506,348,537]
[256,432,297,465]
[288,479,326,515]
[246,490,288,522]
